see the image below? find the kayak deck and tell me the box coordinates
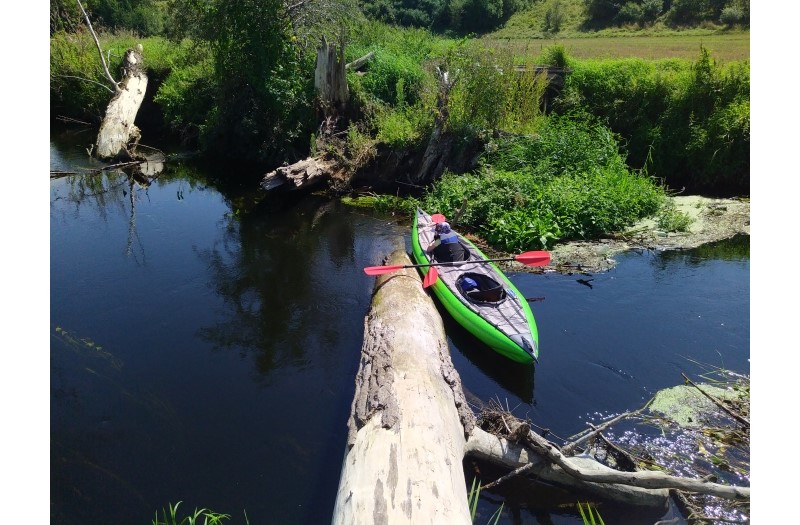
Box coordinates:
[411,209,539,363]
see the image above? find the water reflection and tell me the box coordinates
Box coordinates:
[195,196,350,375]
[444,312,535,405]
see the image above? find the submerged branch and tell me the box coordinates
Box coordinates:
[681,372,749,427]
[562,405,648,456]
[477,408,749,501]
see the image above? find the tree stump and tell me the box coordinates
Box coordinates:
[95,45,147,161]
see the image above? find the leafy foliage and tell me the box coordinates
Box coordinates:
[164,0,316,164]
[554,48,749,195]
[420,116,664,251]
[152,501,231,525]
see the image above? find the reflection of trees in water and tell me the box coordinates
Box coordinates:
[195,198,358,379]
[51,162,212,267]
[651,234,750,271]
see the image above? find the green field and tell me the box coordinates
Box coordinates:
[482,31,750,63]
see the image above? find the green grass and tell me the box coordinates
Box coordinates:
[577,501,606,525]
[152,502,232,525]
[468,478,504,525]
[481,32,749,63]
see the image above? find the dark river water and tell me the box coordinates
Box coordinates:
[50,128,750,525]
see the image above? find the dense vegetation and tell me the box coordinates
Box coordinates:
[50,0,749,251]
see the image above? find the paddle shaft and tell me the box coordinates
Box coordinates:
[364,252,549,275]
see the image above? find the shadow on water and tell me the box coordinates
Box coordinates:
[433,295,535,406]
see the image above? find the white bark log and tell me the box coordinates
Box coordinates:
[465,428,670,507]
[332,249,475,525]
[95,48,147,161]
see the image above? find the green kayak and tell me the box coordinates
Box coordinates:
[410,208,539,364]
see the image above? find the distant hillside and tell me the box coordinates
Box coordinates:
[488,0,750,39]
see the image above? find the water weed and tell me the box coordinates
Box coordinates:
[152,502,231,525]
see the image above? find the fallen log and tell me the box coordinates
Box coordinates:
[332,248,475,525]
[333,249,748,523]
[261,156,336,191]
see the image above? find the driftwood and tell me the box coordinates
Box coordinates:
[261,156,336,191]
[333,248,750,522]
[331,248,475,525]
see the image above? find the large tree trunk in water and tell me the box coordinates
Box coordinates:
[332,248,476,525]
[95,46,147,161]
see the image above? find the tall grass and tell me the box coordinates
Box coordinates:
[554,47,749,195]
[152,502,231,525]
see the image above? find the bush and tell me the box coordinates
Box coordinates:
[420,116,664,251]
[554,49,749,195]
[719,6,745,26]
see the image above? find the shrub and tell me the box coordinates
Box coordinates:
[420,116,664,251]
[719,6,745,26]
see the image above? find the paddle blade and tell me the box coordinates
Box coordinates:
[431,213,447,223]
[515,251,551,267]
[422,266,438,288]
[363,264,405,276]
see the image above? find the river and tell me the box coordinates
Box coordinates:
[50,127,749,525]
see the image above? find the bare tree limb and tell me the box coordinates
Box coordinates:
[55,74,115,94]
[681,373,749,427]
[562,405,648,456]
[521,421,750,501]
[346,51,374,71]
[75,0,119,92]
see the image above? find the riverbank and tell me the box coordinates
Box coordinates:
[473,195,751,273]
[552,195,750,272]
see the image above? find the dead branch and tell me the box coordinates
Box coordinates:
[519,418,749,501]
[55,115,93,126]
[345,51,374,71]
[51,160,147,179]
[75,0,119,91]
[681,373,749,427]
[562,405,648,456]
[55,74,115,94]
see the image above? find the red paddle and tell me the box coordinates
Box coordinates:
[363,251,552,276]
[422,266,438,288]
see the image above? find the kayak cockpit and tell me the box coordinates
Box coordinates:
[456,272,507,305]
